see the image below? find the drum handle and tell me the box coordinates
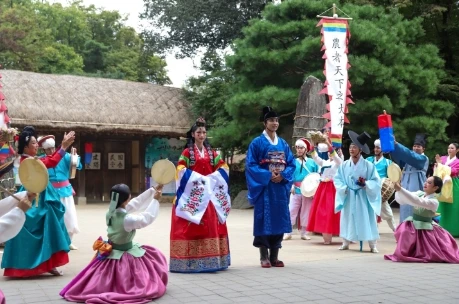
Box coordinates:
[0,185,21,201]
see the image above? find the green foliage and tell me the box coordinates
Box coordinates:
[0,0,171,84]
[184,51,235,153]
[342,0,459,157]
[220,0,452,156]
[140,0,281,58]
[38,43,84,73]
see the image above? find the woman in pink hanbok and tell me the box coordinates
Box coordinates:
[60,184,168,303]
[385,176,459,263]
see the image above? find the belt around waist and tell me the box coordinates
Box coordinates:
[51,180,71,188]
[110,241,133,251]
[412,214,433,223]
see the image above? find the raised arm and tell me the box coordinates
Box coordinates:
[330,150,343,167]
[395,188,438,212]
[123,187,161,232]
[391,142,428,170]
[310,150,324,167]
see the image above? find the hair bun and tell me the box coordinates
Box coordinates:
[195,117,206,127]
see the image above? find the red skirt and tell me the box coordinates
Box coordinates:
[170,203,230,273]
[3,251,69,277]
[307,181,340,235]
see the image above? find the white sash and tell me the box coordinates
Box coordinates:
[209,170,231,224]
[175,170,215,224]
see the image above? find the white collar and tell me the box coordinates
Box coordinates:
[116,208,127,213]
[263,130,278,145]
[373,156,385,164]
[350,155,363,167]
[195,144,205,158]
[445,156,457,166]
[424,193,436,199]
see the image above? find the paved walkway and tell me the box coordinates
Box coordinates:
[1,204,459,304]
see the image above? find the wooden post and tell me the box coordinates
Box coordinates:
[292,76,328,142]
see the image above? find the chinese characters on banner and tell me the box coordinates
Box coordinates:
[85,152,101,170]
[108,153,125,170]
[317,18,353,148]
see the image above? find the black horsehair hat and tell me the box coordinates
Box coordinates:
[413,133,427,148]
[260,106,278,122]
[348,130,371,155]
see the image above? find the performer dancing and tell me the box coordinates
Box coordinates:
[385,176,459,263]
[307,139,343,244]
[391,134,429,222]
[436,143,459,237]
[1,126,74,277]
[170,117,231,273]
[0,192,35,303]
[334,131,382,253]
[246,107,295,268]
[366,139,396,231]
[283,138,318,241]
[38,135,82,250]
[60,184,168,303]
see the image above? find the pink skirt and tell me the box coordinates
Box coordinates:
[306,181,340,235]
[384,222,459,263]
[60,245,168,303]
[0,289,5,304]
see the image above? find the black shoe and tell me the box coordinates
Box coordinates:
[269,248,284,267]
[259,247,271,268]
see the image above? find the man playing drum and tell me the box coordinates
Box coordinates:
[283,138,319,241]
[366,139,396,231]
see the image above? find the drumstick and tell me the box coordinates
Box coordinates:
[0,185,21,201]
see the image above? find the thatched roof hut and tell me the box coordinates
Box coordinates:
[0,70,192,137]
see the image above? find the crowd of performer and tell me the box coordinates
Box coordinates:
[1,106,459,304]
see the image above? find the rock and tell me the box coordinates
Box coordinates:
[232,190,253,209]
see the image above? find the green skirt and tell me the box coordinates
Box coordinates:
[438,178,459,237]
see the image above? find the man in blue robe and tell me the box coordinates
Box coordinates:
[334,131,382,253]
[390,134,429,222]
[246,106,295,268]
[366,139,396,231]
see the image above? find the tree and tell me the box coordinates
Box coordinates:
[38,43,84,74]
[184,51,234,153]
[0,0,172,84]
[82,40,110,73]
[0,1,52,71]
[217,0,452,157]
[140,0,283,58]
[361,0,459,146]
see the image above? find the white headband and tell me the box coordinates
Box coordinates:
[295,139,306,148]
[42,138,55,150]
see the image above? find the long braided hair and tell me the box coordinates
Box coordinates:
[185,117,214,167]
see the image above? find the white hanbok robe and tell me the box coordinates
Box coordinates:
[334,156,382,241]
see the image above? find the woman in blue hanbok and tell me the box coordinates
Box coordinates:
[1,126,75,277]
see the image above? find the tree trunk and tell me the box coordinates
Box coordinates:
[292,76,327,142]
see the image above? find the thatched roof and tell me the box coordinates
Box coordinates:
[0,70,193,136]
